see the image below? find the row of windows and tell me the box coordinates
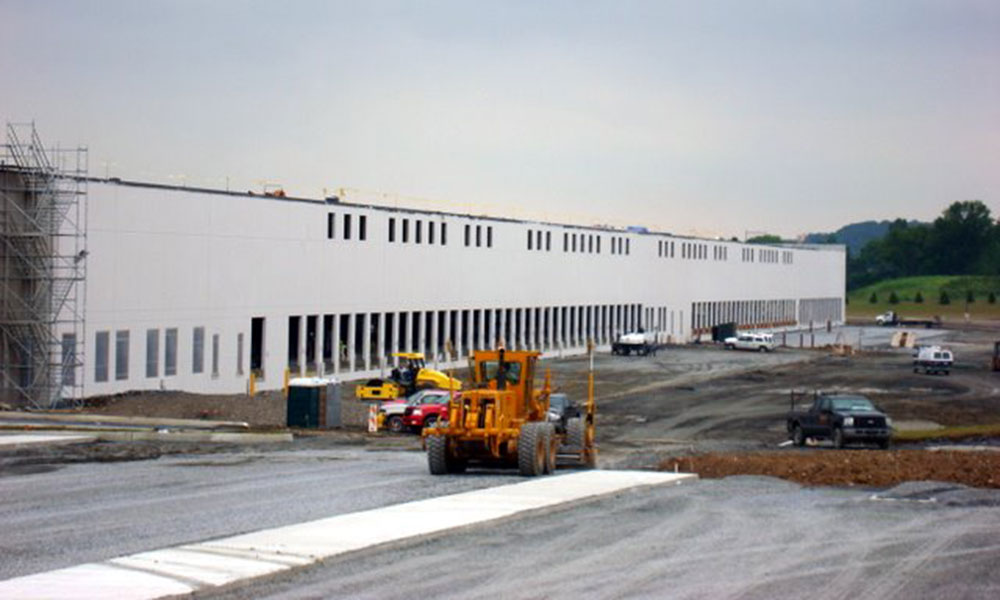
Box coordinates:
[329,211,797,266]
[94,327,237,382]
[326,212,368,241]
[682,242,708,260]
[741,247,795,264]
[527,229,552,251]
[464,224,493,247]
[388,217,447,245]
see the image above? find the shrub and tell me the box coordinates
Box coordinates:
[888,291,899,304]
[914,291,923,304]
[869,292,878,304]
[966,290,975,304]
[939,290,951,305]
[989,291,997,304]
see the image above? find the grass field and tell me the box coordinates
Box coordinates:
[847,275,1000,320]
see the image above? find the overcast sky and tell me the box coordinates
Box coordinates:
[1,0,997,238]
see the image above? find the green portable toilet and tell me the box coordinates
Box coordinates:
[286,377,341,428]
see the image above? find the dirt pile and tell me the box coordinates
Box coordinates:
[662,449,1000,489]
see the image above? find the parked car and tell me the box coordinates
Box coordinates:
[913,345,953,375]
[723,332,775,352]
[787,393,892,449]
[403,391,455,431]
[376,389,450,433]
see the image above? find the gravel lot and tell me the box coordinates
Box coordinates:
[204,476,1000,600]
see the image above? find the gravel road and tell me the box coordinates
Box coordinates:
[205,476,1000,600]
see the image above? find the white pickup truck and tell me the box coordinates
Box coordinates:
[723,332,775,352]
[611,332,656,356]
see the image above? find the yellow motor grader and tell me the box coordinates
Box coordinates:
[423,347,596,476]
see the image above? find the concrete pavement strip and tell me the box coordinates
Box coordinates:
[0,469,696,599]
[0,411,250,431]
[0,432,98,449]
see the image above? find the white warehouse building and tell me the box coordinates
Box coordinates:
[0,136,845,406]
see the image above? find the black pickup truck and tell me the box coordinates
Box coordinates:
[786,393,892,449]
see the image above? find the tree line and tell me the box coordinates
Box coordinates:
[847,200,1000,290]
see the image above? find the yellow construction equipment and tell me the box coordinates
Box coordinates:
[355,352,462,400]
[423,347,596,476]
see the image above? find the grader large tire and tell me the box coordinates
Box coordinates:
[427,432,466,475]
[427,434,449,475]
[566,417,592,468]
[543,423,558,474]
[566,417,584,451]
[518,423,547,477]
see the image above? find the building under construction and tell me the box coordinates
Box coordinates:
[0,126,845,406]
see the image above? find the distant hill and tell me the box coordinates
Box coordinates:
[804,220,926,256]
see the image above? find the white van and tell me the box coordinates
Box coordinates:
[913,346,953,375]
[723,332,775,352]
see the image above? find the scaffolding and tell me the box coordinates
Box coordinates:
[0,123,87,408]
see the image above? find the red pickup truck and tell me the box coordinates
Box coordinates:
[402,391,455,431]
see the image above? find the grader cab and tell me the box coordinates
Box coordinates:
[424,348,595,476]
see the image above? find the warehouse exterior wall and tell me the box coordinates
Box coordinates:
[65,179,845,397]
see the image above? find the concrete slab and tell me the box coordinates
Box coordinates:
[0,469,695,599]
[0,432,97,449]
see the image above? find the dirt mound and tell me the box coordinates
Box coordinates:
[661,449,1000,489]
[83,390,287,426]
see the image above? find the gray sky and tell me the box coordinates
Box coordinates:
[1,0,997,238]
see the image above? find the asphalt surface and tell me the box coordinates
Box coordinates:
[205,476,1000,600]
[0,448,510,581]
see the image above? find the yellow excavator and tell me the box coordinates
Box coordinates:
[423,347,596,476]
[355,352,462,400]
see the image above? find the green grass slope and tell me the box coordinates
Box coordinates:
[847,275,1000,319]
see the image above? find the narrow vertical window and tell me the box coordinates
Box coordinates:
[536,230,542,251]
[146,329,159,378]
[416,220,422,244]
[546,231,551,251]
[359,215,367,240]
[388,217,396,242]
[626,239,630,255]
[527,229,533,250]
[212,334,220,377]
[115,330,130,381]
[62,333,76,386]
[237,332,245,375]
[343,214,352,240]
[464,224,471,246]
[563,232,568,251]
[476,225,482,247]
[428,221,436,244]
[402,218,409,243]
[597,236,601,254]
[441,222,448,245]
[192,327,205,374]
[487,226,493,247]
[165,328,178,376]
[95,331,109,382]
[327,213,335,239]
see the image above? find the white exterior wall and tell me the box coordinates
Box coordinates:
[75,181,845,397]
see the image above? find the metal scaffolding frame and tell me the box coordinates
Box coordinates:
[0,122,87,408]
